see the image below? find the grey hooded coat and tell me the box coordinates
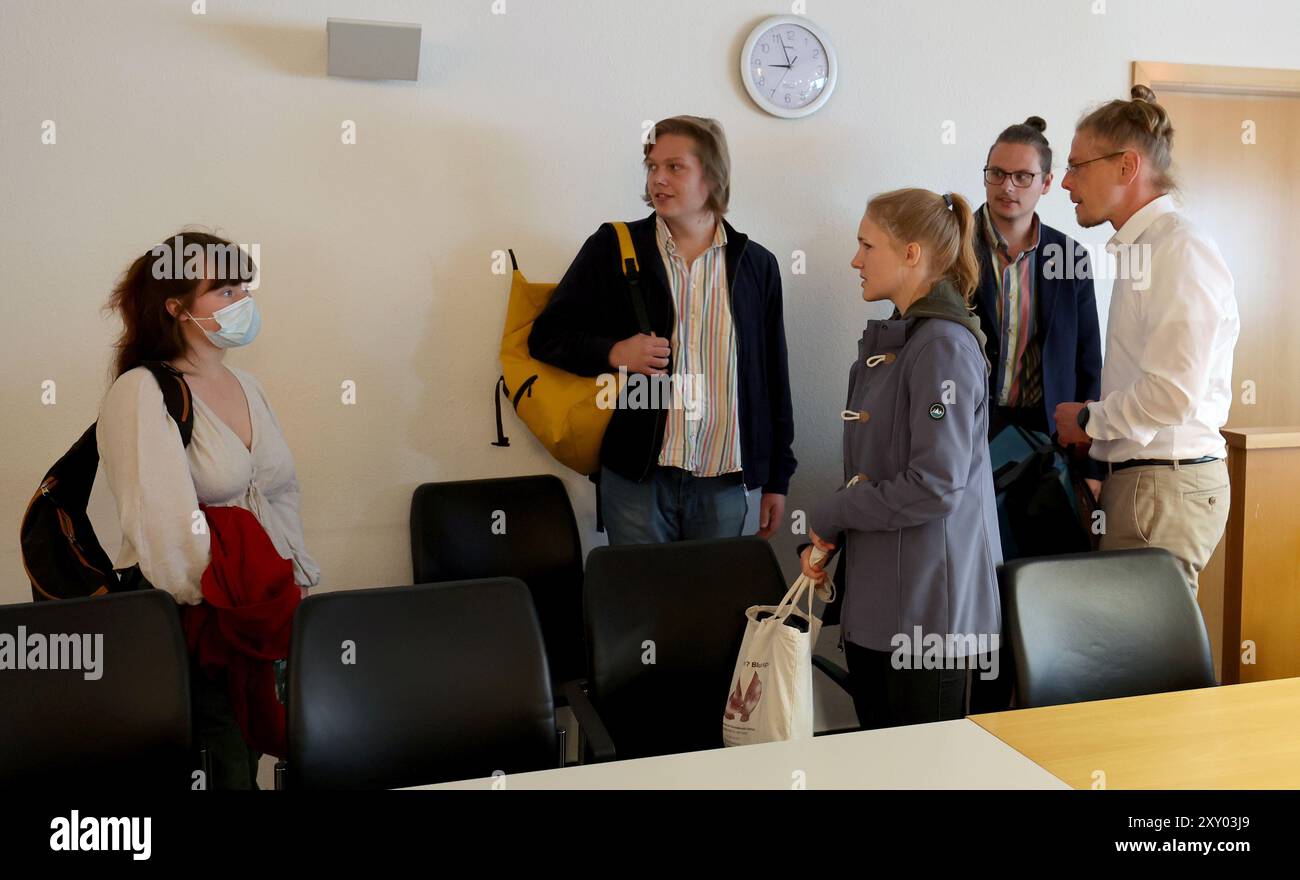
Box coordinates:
[809,280,1002,657]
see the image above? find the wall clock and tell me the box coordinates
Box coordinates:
[741,15,838,118]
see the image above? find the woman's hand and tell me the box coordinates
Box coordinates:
[800,544,828,583]
[801,528,837,583]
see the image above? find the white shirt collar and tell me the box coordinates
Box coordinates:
[1107,193,1177,252]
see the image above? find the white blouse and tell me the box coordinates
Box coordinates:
[97,365,321,605]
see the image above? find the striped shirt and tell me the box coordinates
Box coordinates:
[980,205,1044,408]
[654,214,743,477]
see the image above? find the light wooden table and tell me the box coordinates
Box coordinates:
[970,677,1300,789]
[409,719,1070,790]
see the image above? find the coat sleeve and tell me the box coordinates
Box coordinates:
[1071,246,1106,479]
[762,249,797,495]
[96,369,208,605]
[809,333,985,535]
[527,225,622,377]
[1073,244,1103,404]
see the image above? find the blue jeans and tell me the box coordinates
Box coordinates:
[600,465,749,546]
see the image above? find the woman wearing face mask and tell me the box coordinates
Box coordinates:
[97,230,319,788]
[801,190,1002,730]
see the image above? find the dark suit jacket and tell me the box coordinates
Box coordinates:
[972,210,1102,435]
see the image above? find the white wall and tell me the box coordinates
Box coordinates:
[3,0,1297,608]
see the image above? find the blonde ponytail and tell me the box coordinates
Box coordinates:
[866,188,980,304]
[945,192,979,301]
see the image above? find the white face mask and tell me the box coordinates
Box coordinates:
[187,295,261,349]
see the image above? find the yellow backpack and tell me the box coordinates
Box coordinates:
[494,222,648,475]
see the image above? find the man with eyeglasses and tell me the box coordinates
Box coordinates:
[977,119,1097,457]
[1055,87,1238,599]
[972,117,1102,482]
[967,117,1103,714]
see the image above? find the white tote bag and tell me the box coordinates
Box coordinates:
[722,549,832,748]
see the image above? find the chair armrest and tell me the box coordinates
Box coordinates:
[811,655,859,735]
[561,680,617,764]
[813,653,852,694]
[197,746,212,790]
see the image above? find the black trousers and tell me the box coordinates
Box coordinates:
[843,641,969,729]
[190,657,262,790]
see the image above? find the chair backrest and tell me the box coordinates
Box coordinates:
[286,578,557,789]
[583,536,789,760]
[0,589,193,788]
[1000,548,1216,709]
[410,475,585,684]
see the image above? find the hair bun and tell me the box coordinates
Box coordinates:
[1023,115,1047,132]
[1130,84,1158,103]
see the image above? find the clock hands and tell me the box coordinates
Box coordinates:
[772,62,793,97]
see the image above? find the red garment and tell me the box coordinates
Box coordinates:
[181,504,300,758]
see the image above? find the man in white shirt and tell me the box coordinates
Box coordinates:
[1055,86,1240,596]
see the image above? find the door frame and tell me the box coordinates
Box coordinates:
[1134,60,1300,686]
[1133,60,1300,98]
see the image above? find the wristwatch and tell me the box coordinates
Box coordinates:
[1076,404,1092,432]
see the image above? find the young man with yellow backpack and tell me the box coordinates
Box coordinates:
[525,115,797,545]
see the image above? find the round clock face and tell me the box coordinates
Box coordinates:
[743,18,836,117]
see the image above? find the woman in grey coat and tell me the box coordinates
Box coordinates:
[802,188,1003,729]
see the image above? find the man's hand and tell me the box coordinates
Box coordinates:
[756,492,785,539]
[1055,401,1091,447]
[609,332,670,375]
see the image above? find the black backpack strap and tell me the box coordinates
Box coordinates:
[491,375,511,448]
[590,471,604,533]
[607,222,652,335]
[140,361,194,447]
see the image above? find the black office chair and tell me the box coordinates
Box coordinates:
[0,589,196,789]
[565,536,854,763]
[999,547,1217,709]
[410,475,586,689]
[277,578,560,789]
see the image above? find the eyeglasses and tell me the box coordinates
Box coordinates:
[1064,151,1126,175]
[983,166,1044,188]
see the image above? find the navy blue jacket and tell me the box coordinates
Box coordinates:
[528,213,797,495]
[972,212,1102,433]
